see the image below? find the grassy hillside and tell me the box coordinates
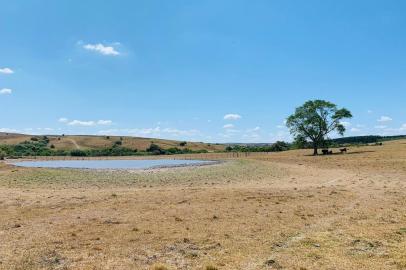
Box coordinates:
[0,132,225,152]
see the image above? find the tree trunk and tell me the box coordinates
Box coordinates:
[313,146,318,155]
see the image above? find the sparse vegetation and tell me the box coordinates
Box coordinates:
[0,140,405,269]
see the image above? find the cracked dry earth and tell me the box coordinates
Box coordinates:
[0,141,405,270]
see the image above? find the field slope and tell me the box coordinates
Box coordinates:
[0,140,405,269]
[0,132,225,152]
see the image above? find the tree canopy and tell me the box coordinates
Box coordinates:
[286,100,352,155]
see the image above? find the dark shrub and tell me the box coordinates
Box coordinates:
[225,146,233,152]
[270,141,289,152]
[70,150,87,157]
[146,144,164,155]
[114,140,122,146]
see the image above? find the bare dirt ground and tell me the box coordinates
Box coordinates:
[0,140,405,270]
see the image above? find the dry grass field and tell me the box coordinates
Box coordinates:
[0,133,225,152]
[0,140,405,269]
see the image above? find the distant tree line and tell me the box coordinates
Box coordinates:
[330,135,406,145]
[225,141,290,152]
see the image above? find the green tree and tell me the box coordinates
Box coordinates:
[286,100,352,155]
[270,141,289,152]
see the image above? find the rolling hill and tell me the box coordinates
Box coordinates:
[0,132,225,152]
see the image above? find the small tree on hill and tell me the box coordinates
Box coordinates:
[286,100,352,155]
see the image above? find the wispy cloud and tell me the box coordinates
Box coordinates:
[98,127,201,138]
[246,126,261,132]
[224,114,242,120]
[0,68,14,74]
[67,119,113,126]
[68,120,96,126]
[0,88,12,95]
[377,116,392,122]
[223,124,235,129]
[83,43,120,56]
[0,128,19,133]
[97,120,113,125]
[58,117,69,123]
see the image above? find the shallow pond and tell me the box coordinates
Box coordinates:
[11,159,215,170]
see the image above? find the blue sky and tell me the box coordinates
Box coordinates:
[1,0,406,143]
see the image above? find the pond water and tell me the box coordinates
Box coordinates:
[11,159,215,170]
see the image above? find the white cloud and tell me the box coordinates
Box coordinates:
[340,121,351,127]
[58,117,69,123]
[223,124,235,129]
[224,114,242,120]
[0,88,12,95]
[97,120,113,125]
[377,116,392,122]
[66,119,113,127]
[68,120,96,126]
[98,126,201,138]
[0,128,19,133]
[0,68,14,74]
[83,43,120,56]
[367,110,373,114]
[374,125,387,129]
[400,124,406,131]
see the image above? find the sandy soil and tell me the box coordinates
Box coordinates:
[0,141,405,270]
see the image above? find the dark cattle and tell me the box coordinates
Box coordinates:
[322,149,329,155]
[340,148,348,154]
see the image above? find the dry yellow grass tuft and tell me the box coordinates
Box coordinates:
[151,264,169,270]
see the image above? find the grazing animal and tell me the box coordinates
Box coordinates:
[340,148,348,154]
[322,149,329,155]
